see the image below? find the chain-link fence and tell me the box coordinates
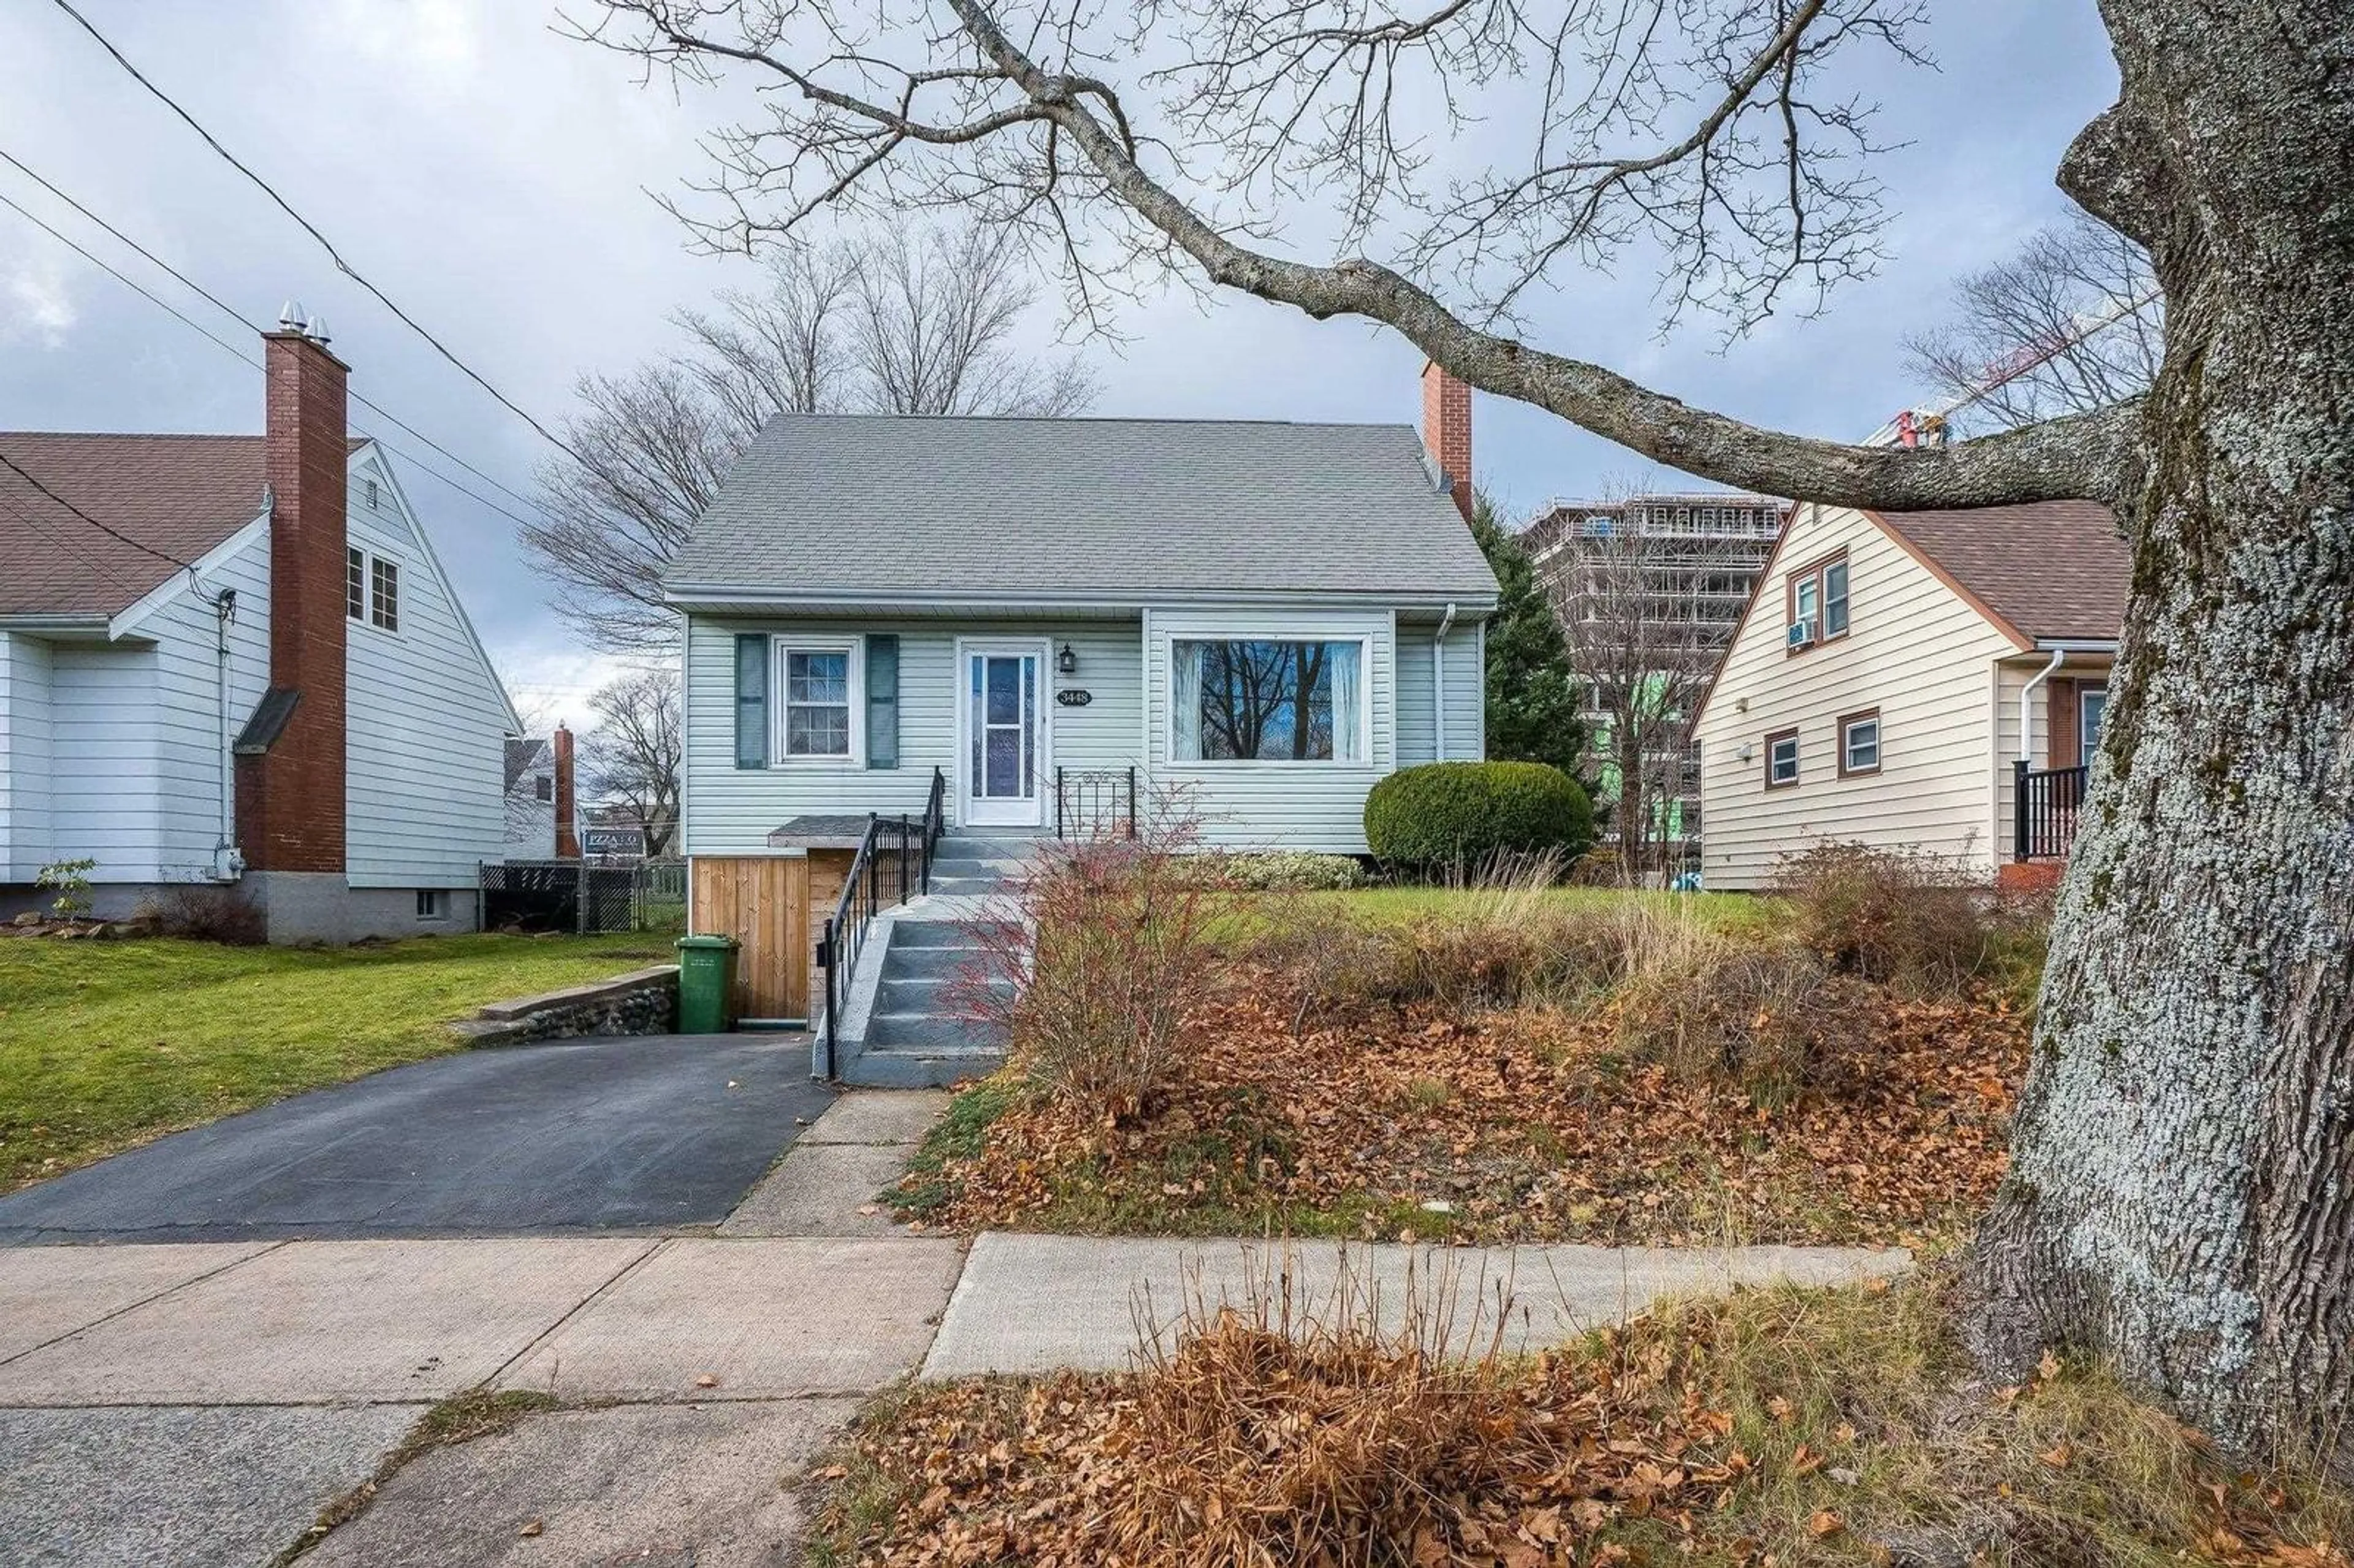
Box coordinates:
[480,859,688,935]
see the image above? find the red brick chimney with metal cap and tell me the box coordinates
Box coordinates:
[552,726,581,858]
[234,319,349,873]
[1420,360,1472,521]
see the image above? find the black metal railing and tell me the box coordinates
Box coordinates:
[815,767,947,1077]
[1054,764,1138,840]
[2014,761,2090,861]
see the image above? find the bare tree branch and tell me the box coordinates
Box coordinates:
[582,668,684,858]
[1903,211,2163,440]
[523,219,1097,649]
[573,0,2139,509]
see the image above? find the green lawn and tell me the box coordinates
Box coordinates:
[0,933,671,1190]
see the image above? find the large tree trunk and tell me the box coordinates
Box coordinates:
[1966,1,2354,1467]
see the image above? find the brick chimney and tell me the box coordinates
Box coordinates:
[552,726,581,858]
[1421,360,1473,522]
[235,325,349,874]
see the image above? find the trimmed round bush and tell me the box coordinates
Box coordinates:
[1363,761,1594,869]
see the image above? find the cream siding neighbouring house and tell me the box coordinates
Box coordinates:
[1695,498,2130,892]
[1694,504,2021,889]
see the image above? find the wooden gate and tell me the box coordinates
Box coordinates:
[689,855,812,1023]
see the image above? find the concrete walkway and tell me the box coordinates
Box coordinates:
[0,1089,1911,1567]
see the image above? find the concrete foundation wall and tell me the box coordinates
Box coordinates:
[2,875,479,943]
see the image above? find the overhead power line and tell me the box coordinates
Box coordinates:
[0,443,196,571]
[47,0,588,468]
[0,171,558,538]
[0,145,550,519]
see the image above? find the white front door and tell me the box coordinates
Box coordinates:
[959,643,1046,828]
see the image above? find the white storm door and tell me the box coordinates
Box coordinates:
[961,645,1045,827]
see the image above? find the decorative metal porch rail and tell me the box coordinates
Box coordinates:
[815,766,946,1077]
[2014,762,2090,862]
[1054,765,1138,840]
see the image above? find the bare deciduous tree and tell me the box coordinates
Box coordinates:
[524,223,1097,649]
[582,669,684,859]
[1543,496,1761,885]
[1904,213,2164,440]
[571,0,2354,1466]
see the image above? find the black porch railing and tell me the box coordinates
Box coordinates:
[815,766,946,1077]
[1054,765,1138,840]
[2014,761,2090,861]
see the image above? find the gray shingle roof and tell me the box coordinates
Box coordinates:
[664,415,1499,604]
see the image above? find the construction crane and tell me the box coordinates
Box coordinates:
[1865,284,2162,448]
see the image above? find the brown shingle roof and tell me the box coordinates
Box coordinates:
[0,434,273,617]
[1870,499,2130,642]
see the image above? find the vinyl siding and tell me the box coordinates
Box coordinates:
[0,634,54,881]
[343,454,514,887]
[683,616,1146,855]
[48,643,163,881]
[1693,504,2019,890]
[1394,620,1485,766]
[132,520,272,881]
[1144,606,1395,853]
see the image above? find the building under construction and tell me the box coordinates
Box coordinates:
[1520,493,1788,872]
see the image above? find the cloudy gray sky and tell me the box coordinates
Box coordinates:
[0,1,2119,724]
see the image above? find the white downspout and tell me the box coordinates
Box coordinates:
[1432,601,1458,763]
[2018,648,2068,764]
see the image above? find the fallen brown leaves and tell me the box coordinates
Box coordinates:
[906,969,2027,1247]
[816,1281,2354,1568]
[824,1307,1750,1568]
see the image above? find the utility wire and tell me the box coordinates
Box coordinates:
[0,443,196,571]
[0,144,551,519]
[47,0,589,467]
[0,181,557,538]
[0,484,159,603]
[0,186,259,370]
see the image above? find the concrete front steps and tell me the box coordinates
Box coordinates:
[826,834,1038,1088]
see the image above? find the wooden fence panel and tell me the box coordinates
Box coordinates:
[689,856,811,1022]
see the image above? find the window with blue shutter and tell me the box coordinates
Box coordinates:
[866,634,899,769]
[734,634,769,769]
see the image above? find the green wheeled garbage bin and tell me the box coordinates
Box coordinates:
[674,934,741,1034]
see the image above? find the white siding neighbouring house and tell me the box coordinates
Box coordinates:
[0,325,521,940]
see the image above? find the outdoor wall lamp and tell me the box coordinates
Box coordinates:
[1057,642,1078,676]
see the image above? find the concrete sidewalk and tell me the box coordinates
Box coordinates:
[924,1232,1911,1376]
[0,1089,1914,1566]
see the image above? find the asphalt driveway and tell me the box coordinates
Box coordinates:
[0,1035,834,1244]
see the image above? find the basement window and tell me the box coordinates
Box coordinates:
[415,889,449,922]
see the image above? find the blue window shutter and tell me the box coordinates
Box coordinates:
[866,634,900,769]
[734,634,768,769]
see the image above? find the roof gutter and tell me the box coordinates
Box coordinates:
[0,613,110,634]
[660,585,1500,614]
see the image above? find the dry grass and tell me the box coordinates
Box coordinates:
[899,889,2029,1246]
[811,1270,2354,1567]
